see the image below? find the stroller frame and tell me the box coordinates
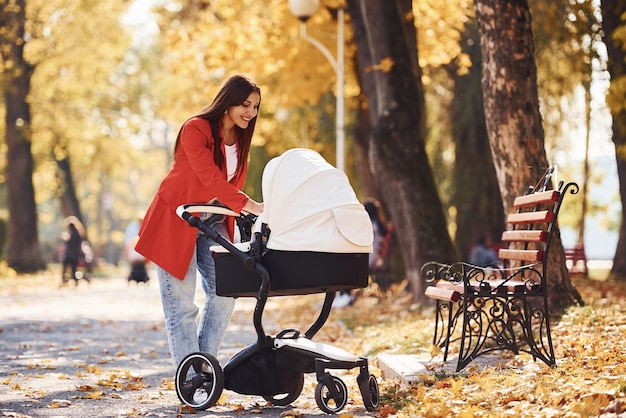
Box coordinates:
[174,204,379,414]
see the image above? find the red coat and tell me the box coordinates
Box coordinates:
[135,117,249,279]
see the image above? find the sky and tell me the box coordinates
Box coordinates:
[120,0,160,46]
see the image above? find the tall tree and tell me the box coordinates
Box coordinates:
[450,19,504,260]
[346,0,457,302]
[351,91,377,200]
[474,0,582,306]
[601,0,626,281]
[0,0,45,271]
[26,0,133,258]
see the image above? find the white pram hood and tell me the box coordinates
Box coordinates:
[254,148,373,253]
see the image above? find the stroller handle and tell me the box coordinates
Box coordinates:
[176,203,240,220]
[175,204,258,273]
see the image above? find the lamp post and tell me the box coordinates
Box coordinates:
[288,0,345,172]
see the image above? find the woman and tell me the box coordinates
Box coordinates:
[135,75,264,370]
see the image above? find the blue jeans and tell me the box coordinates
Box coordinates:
[156,216,236,370]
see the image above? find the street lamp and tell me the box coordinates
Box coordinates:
[288,0,345,172]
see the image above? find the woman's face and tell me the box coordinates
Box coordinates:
[225,91,260,129]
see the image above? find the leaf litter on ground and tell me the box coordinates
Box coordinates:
[260,275,626,417]
[1,269,625,417]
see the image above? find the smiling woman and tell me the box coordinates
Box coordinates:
[133,74,264,373]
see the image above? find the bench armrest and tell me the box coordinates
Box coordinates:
[425,286,461,302]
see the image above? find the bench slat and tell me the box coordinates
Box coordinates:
[501,230,548,242]
[436,280,464,293]
[425,286,461,302]
[513,190,560,208]
[565,246,588,275]
[507,210,554,225]
[430,279,530,296]
[564,248,586,257]
[498,248,544,262]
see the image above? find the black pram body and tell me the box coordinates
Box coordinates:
[213,147,373,297]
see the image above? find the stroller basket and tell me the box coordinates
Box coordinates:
[213,246,369,297]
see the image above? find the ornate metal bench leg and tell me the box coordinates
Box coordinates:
[434,300,455,361]
[433,300,442,346]
[523,296,556,367]
[456,298,488,372]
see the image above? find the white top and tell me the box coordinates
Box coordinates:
[253,148,373,253]
[225,143,238,181]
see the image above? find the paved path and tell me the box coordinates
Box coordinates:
[0,272,380,417]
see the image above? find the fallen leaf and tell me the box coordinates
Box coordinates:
[80,390,106,400]
[280,410,303,417]
[48,399,73,408]
[177,404,196,415]
[76,384,100,392]
[79,364,103,374]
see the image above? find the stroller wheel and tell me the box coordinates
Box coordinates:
[262,372,304,406]
[315,375,348,414]
[359,374,380,411]
[175,352,224,411]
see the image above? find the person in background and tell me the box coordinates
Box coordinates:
[125,212,149,284]
[469,234,499,267]
[125,238,150,284]
[124,212,144,246]
[61,221,83,285]
[364,198,394,294]
[333,198,390,308]
[134,75,264,371]
[364,199,389,270]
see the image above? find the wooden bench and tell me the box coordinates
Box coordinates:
[564,245,588,275]
[421,168,579,372]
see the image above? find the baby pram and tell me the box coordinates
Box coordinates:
[174,148,380,414]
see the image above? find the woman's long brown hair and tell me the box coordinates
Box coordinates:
[172,74,261,174]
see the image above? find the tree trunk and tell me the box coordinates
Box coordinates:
[0,0,45,272]
[57,156,85,221]
[346,0,457,302]
[601,0,626,281]
[352,92,379,201]
[577,77,591,249]
[352,88,404,283]
[451,20,505,261]
[475,0,582,307]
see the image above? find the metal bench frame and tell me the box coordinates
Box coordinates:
[422,169,579,372]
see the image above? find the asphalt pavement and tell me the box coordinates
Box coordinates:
[0,269,383,418]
